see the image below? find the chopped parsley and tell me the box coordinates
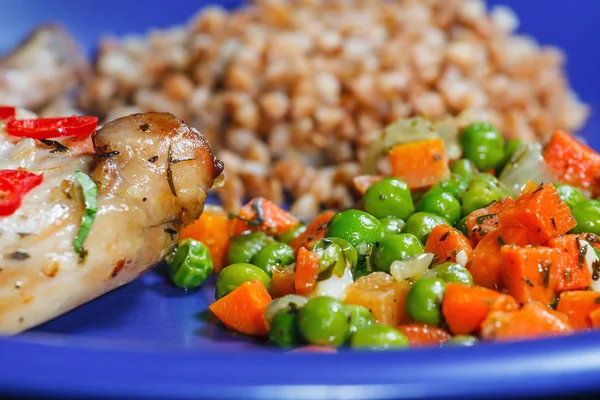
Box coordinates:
[73,171,98,257]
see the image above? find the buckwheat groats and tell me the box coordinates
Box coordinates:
[78,0,588,218]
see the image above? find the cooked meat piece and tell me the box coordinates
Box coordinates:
[0,25,90,111]
[0,112,222,334]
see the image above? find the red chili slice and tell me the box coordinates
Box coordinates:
[6,116,98,139]
[0,170,44,217]
[0,106,16,119]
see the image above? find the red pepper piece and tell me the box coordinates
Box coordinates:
[7,116,98,139]
[0,106,16,119]
[0,170,44,216]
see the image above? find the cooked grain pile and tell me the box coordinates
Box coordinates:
[80,0,588,219]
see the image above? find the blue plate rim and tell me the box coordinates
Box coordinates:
[2,329,600,399]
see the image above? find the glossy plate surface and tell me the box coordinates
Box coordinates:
[1,1,600,399]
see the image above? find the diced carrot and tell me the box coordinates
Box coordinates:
[424,224,473,265]
[465,198,514,244]
[396,323,451,347]
[556,290,600,330]
[353,175,384,195]
[442,283,519,335]
[543,130,600,196]
[589,308,600,328]
[180,206,234,272]
[270,265,296,298]
[548,235,592,293]
[500,245,560,305]
[209,279,272,336]
[233,197,299,236]
[467,227,528,290]
[289,210,335,253]
[345,272,410,326]
[294,247,320,296]
[388,138,451,189]
[499,182,577,245]
[481,301,573,341]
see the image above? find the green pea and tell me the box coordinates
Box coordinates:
[429,262,473,285]
[371,234,425,273]
[276,224,307,244]
[449,159,479,179]
[555,184,587,210]
[404,212,449,244]
[460,122,505,171]
[444,335,478,347]
[215,263,271,299]
[459,174,512,216]
[252,242,295,277]
[472,173,499,184]
[499,138,524,172]
[379,217,405,237]
[363,177,414,219]
[326,209,382,248]
[298,296,350,347]
[167,239,213,290]
[455,216,469,237]
[416,191,462,225]
[428,174,469,198]
[405,277,446,325]
[571,200,600,235]
[346,304,375,336]
[227,232,274,265]
[312,239,346,277]
[269,308,304,348]
[350,324,410,350]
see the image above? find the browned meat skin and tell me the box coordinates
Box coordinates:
[0,112,221,334]
[0,25,90,111]
[92,112,223,226]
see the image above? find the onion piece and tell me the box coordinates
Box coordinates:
[435,115,461,160]
[499,142,557,197]
[390,253,435,282]
[579,239,600,292]
[456,250,469,267]
[264,295,308,326]
[309,266,354,301]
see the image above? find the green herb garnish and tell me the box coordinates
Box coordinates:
[39,139,69,153]
[99,150,120,158]
[475,213,497,224]
[73,171,98,255]
[8,250,29,260]
[166,145,196,197]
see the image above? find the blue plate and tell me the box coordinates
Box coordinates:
[2,1,600,399]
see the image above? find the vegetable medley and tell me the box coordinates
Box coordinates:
[170,119,600,351]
